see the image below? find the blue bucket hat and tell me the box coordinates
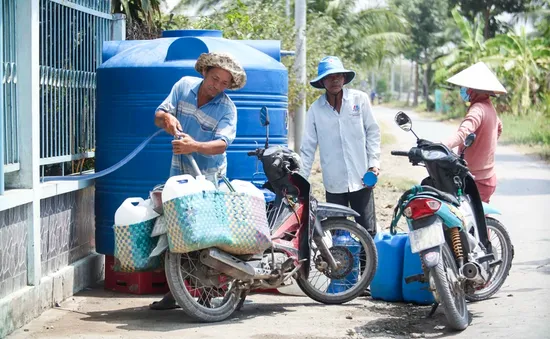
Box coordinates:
[310,56,356,89]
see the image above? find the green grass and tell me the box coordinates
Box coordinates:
[499,113,550,145]
[499,113,550,161]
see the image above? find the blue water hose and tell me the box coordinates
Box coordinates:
[41,129,165,182]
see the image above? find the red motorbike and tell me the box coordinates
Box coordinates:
[153,107,378,322]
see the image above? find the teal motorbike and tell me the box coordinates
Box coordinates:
[389,112,514,331]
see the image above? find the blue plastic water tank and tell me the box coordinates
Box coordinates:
[95,29,288,255]
[370,232,408,301]
[402,237,435,305]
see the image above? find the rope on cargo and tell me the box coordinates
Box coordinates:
[41,129,164,183]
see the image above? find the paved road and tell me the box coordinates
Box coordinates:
[8,106,550,339]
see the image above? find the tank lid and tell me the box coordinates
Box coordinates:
[161,29,223,38]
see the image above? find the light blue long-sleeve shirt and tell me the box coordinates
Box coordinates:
[299,88,381,194]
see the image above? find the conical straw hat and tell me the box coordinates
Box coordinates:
[446,62,507,95]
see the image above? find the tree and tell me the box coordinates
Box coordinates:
[112,0,161,24]
[392,0,449,108]
[434,8,486,85]
[484,27,550,115]
[449,0,528,39]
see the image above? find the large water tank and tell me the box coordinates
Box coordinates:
[95,29,288,255]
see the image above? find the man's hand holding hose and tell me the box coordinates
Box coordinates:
[155,110,182,136]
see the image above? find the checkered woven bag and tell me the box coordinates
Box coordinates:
[163,191,271,255]
[113,219,162,272]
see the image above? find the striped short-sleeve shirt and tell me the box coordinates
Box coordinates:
[156,76,237,180]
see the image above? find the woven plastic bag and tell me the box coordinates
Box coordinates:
[113,219,162,272]
[163,191,271,255]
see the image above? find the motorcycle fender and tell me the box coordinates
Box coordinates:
[149,234,169,258]
[420,246,441,269]
[482,201,501,216]
[317,202,360,219]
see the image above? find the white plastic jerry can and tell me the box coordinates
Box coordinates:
[161,174,216,203]
[219,179,265,200]
[114,197,160,226]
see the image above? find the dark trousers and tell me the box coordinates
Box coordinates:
[326,187,377,236]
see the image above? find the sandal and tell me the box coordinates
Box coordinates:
[149,300,181,310]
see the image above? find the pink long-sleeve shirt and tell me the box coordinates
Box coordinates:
[445,98,502,181]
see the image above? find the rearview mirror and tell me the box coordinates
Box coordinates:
[464,133,476,148]
[260,106,270,127]
[395,111,412,132]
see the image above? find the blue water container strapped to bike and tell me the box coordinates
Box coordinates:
[326,231,361,293]
[402,237,435,305]
[370,232,408,301]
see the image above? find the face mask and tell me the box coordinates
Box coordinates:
[460,87,470,102]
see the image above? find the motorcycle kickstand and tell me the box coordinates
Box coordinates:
[427,302,439,318]
[236,291,249,311]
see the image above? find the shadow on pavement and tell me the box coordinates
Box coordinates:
[354,300,478,338]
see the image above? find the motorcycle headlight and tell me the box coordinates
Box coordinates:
[422,150,447,160]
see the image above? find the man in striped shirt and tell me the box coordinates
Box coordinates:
[151,52,246,310]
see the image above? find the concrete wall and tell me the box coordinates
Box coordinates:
[40,187,95,277]
[0,204,30,300]
[0,186,103,338]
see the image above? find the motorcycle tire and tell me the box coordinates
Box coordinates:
[429,243,469,331]
[466,217,514,302]
[165,251,240,322]
[296,218,378,304]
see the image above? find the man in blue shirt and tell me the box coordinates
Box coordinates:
[150,52,246,310]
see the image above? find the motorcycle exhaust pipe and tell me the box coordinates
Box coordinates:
[200,248,274,281]
[460,262,488,284]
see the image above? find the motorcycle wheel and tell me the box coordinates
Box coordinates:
[296,218,377,304]
[466,217,514,302]
[165,251,241,322]
[429,243,469,331]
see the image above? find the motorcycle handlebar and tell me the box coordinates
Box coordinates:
[391,151,409,157]
[247,150,257,156]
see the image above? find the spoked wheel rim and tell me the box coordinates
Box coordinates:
[471,225,508,296]
[306,224,375,297]
[175,252,239,312]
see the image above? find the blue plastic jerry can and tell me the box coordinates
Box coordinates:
[370,232,408,302]
[327,230,361,294]
[402,237,435,305]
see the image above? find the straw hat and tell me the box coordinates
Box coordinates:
[446,62,507,95]
[195,52,247,90]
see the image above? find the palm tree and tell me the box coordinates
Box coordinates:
[434,8,485,85]
[484,27,550,115]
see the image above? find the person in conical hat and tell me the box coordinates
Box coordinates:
[444,61,506,203]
